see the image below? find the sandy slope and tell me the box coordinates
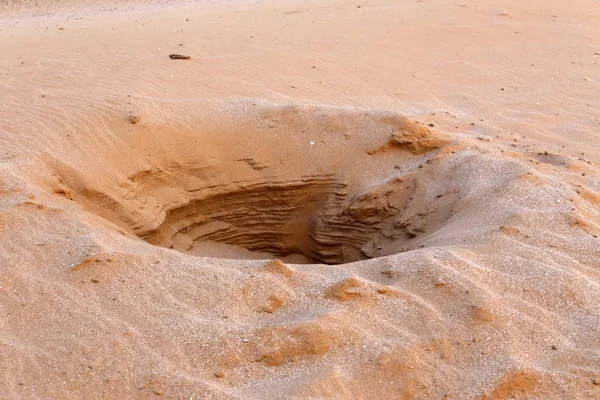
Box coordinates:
[0,0,599,399]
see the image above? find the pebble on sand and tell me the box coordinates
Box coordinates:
[169,54,191,60]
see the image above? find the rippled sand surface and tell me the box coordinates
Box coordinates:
[1,0,599,398]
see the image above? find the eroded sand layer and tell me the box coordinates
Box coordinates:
[0,0,599,399]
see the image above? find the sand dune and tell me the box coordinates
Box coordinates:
[0,0,599,399]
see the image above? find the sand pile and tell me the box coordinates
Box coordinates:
[0,0,599,399]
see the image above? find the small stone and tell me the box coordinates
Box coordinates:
[128,115,140,124]
[169,54,191,60]
[215,370,224,378]
[592,378,600,385]
[551,345,558,350]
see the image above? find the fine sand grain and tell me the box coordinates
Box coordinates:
[1,0,599,399]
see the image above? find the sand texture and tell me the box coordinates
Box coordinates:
[1,0,599,398]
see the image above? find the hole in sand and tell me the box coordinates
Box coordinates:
[138,166,456,265]
[142,173,401,264]
[59,105,454,265]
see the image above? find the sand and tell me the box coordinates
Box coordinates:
[1,0,599,398]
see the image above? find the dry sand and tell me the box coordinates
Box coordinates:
[1,0,599,398]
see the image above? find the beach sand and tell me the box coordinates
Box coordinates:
[0,0,599,398]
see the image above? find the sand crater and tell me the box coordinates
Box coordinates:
[55,105,455,264]
[141,172,410,264]
[113,161,453,265]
